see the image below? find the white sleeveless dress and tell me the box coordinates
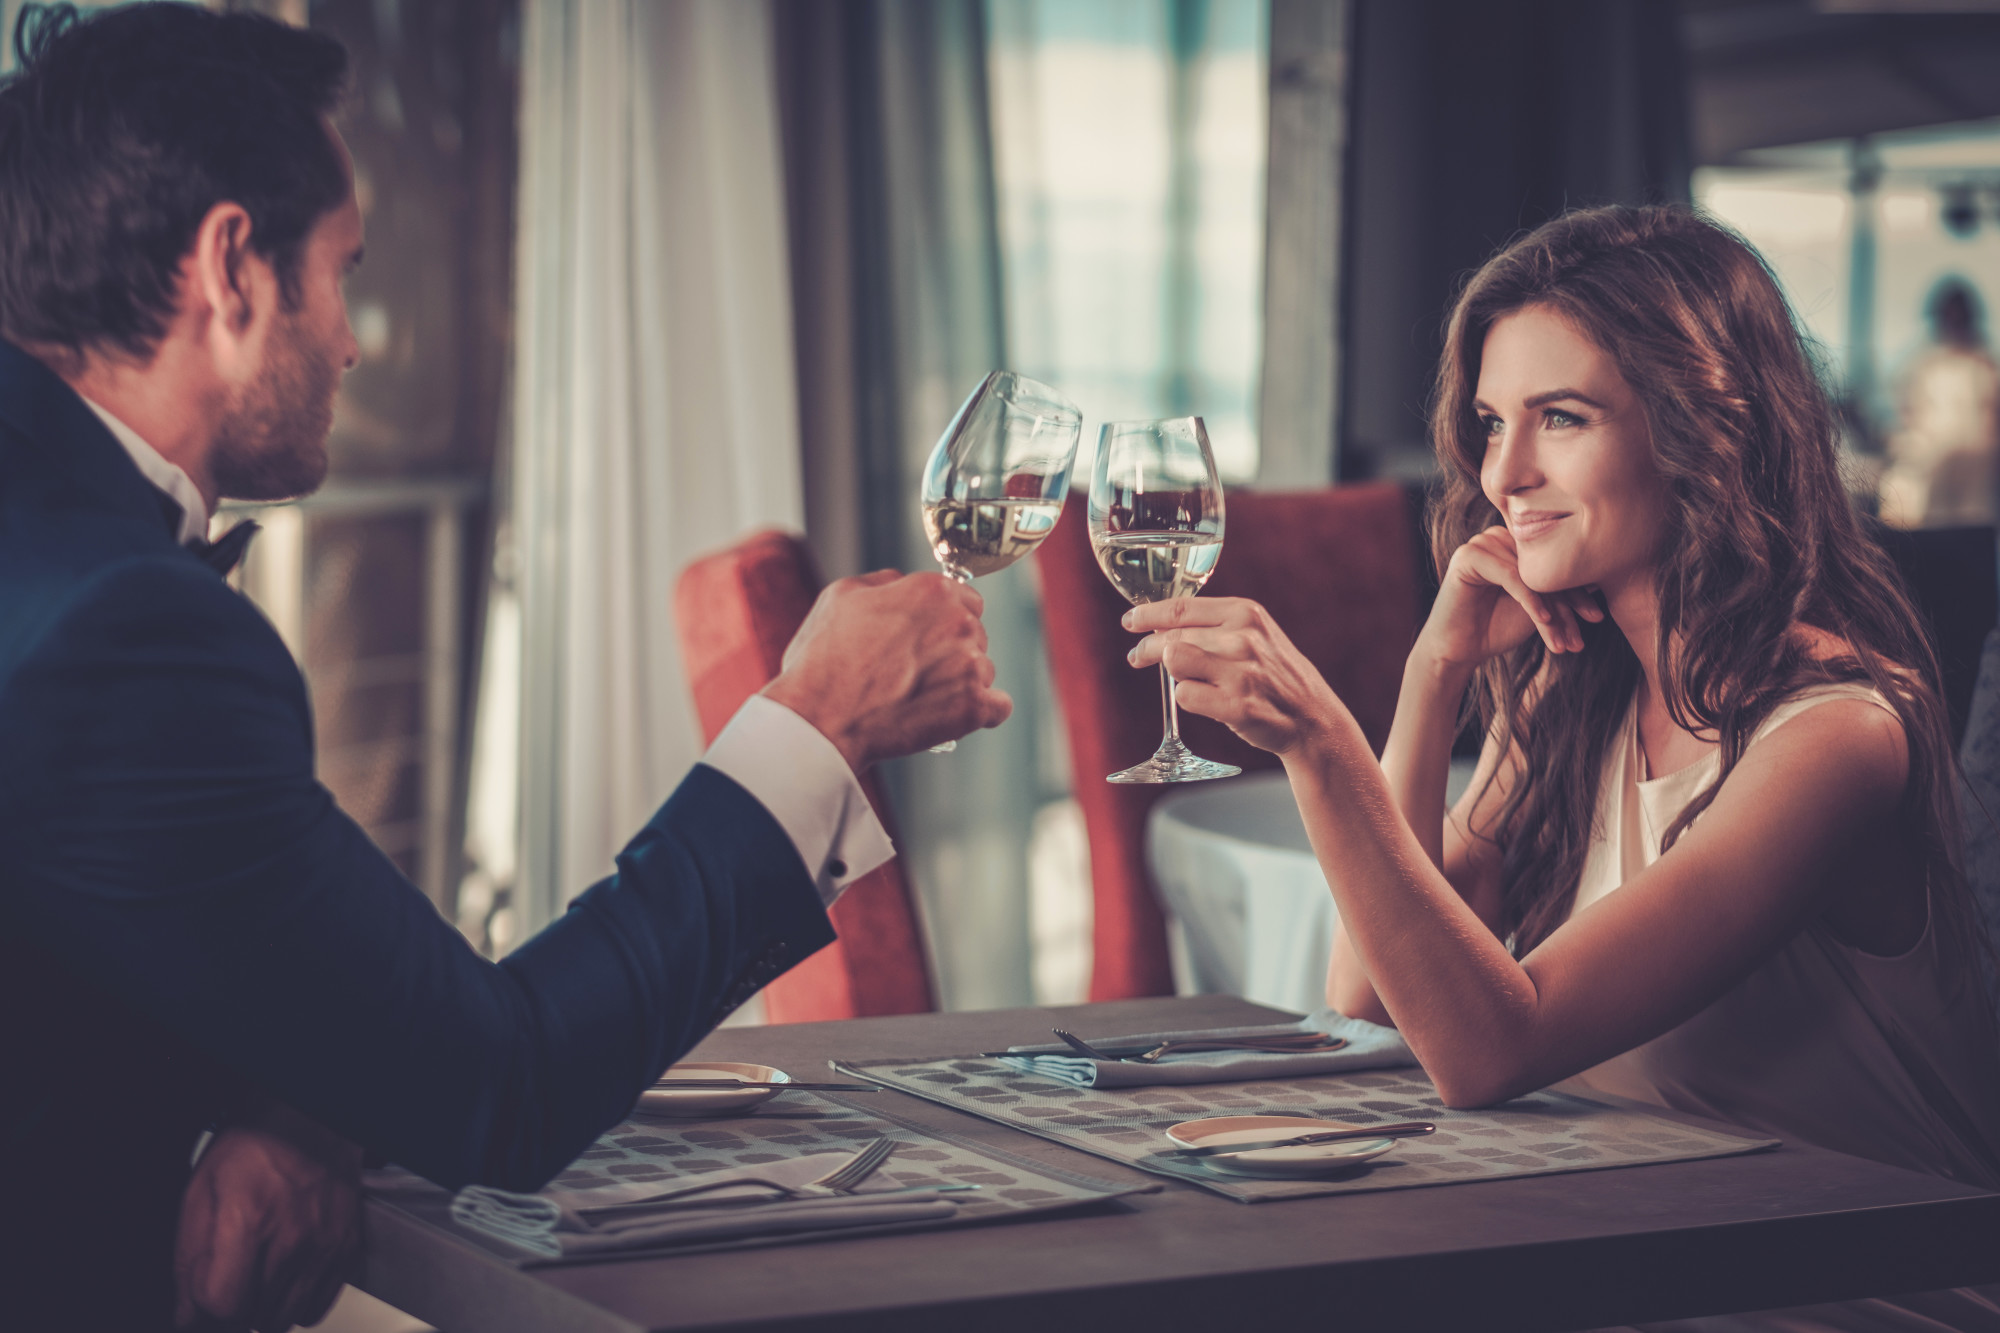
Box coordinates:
[1573,684,2000,1333]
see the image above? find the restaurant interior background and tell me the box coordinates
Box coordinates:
[5,0,1994,1011]
[4,0,1997,1327]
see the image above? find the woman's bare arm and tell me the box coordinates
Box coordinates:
[1325,525,1582,1022]
[1293,692,1905,1105]
[1326,654,1513,1021]
[1128,592,1909,1107]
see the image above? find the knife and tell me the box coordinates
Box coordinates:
[1168,1121,1436,1158]
[973,1039,1344,1060]
[580,1183,980,1218]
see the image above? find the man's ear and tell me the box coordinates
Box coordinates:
[188,201,277,373]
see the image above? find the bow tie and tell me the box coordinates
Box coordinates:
[190,519,260,577]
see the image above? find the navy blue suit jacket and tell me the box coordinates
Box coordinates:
[0,340,835,1326]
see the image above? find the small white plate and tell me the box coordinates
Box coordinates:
[637,1062,791,1118]
[1164,1115,1397,1178]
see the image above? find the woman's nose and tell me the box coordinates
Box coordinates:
[1483,424,1541,497]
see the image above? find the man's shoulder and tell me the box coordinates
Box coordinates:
[0,505,288,697]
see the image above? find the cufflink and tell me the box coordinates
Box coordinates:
[827,858,848,880]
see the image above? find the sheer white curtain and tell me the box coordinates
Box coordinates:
[471,0,805,942]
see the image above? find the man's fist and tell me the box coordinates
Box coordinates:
[175,1100,362,1332]
[764,570,1013,769]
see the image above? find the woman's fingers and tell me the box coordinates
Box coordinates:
[1128,632,1229,680]
[1454,540,1568,651]
[1567,586,1606,622]
[1121,595,1256,635]
[1454,530,1610,655]
[1157,636,1226,682]
[1119,595,1338,754]
[1170,675,1233,722]
[1127,625,1251,669]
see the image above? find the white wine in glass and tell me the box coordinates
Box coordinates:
[1089,417,1241,784]
[918,371,1082,750]
[1092,531,1223,604]
[921,496,1064,581]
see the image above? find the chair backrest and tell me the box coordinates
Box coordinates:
[674,529,935,1022]
[1873,524,1999,746]
[1036,483,1424,1000]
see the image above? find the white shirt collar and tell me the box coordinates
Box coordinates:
[78,396,209,546]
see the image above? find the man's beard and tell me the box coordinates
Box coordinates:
[209,311,337,502]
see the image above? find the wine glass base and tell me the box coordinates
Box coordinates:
[1106,738,1241,785]
[929,739,958,753]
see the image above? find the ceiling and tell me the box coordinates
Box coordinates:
[1685,0,2000,161]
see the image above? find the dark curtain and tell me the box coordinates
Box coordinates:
[1340,0,1690,480]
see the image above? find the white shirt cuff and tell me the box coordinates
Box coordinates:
[698,695,895,907]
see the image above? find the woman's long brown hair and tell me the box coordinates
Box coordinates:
[1430,204,1985,978]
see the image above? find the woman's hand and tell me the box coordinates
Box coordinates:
[1422,525,1603,671]
[1123,597,1348,756]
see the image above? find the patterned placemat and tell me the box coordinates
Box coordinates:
[831,1056,1778,1203]
[367,1089,1155,1266]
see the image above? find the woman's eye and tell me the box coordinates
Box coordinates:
[1544,408,1583,429]
[1479,414,1504,438]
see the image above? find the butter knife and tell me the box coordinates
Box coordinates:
[647,1080,880,1092]
[1169,1121,1435,1158]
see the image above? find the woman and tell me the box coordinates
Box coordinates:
[1126,206,2000,1331]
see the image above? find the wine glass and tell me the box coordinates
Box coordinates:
[1089,417,1240,784]
[919,371,1082,751]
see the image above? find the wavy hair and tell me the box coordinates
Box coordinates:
[1430,204,1982,977]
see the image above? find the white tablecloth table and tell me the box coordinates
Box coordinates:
[1146,763,1476,1015]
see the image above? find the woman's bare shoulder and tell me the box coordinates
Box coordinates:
[1785,624,1920,700]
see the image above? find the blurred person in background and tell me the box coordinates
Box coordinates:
[1880,278,2000,529]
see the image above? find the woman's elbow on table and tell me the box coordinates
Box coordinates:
[1419,1029,1561,1110]
[1429,1066,1543,1111]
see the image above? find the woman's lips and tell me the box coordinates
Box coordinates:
[1509,510,1569,541]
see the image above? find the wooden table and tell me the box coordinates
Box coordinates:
[359,996,2000,1333]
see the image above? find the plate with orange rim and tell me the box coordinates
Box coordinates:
[637,1062,791,1118]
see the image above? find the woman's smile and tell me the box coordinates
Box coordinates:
[1507,507,1570,541]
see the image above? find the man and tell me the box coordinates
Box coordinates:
[0,5,1010,1329]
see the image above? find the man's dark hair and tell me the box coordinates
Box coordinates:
[0,3,349,367]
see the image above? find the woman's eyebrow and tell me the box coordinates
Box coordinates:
[1522,387,1607,410]
[1472,388,1611,414]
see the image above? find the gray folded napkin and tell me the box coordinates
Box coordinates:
[451,1150,961,1258]
[996,1010,1415,1088]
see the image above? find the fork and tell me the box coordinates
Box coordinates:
[1051,1029,1345,1063]
[800,1134,897,1195]
[576,1135,898,1218]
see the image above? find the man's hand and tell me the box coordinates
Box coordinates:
[764,570,1013,769]
[175,1099,362,1332]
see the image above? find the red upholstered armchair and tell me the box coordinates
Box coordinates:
[1036,483,1425,1000]
[673,529,935,1022]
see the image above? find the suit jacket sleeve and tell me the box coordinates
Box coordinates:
[0,555,835,1191]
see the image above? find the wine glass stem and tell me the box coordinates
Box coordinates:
[928,561,973,754]
[1159,664,1182,745]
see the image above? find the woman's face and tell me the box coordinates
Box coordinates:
[1475,304,1667,599]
